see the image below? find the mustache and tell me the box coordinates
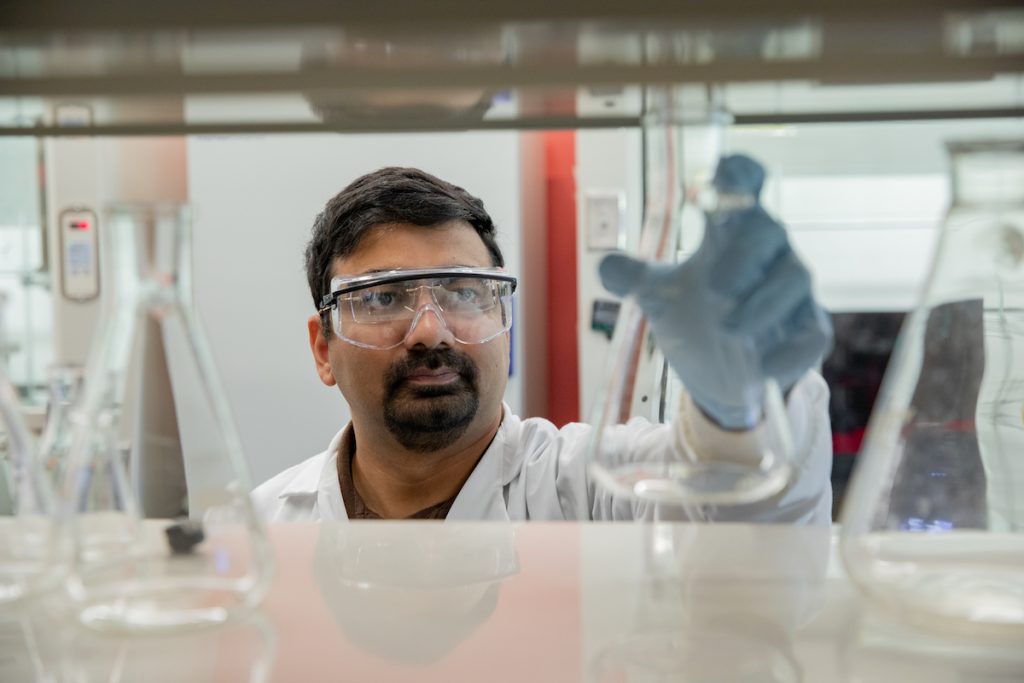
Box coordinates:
[384,347,479,393]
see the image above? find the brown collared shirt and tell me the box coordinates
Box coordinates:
[335,426,457,520]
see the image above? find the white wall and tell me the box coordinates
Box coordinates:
[186,131,542,484]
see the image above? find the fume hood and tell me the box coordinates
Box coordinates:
[2,0,1022,492]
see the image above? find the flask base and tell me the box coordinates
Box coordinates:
[591,461,790,506]
[0,517,59,605]
[847,531,1024,635]
[593,629,800,682]
[72,576,257,634]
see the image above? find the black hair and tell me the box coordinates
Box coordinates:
[305,167,504,331]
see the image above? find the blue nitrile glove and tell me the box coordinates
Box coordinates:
[599,154,832,430]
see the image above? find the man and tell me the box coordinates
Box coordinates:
[253,158,833,522]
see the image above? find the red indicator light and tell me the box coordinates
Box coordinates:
[70,220,90,230]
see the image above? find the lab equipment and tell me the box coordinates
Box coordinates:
[841,139,1024,633]
[60,204,273,633]
[0,294,57,604]
[38,363,84,484]
[319,267,517,349]
[58,208,101,302]
[588,88,800,507]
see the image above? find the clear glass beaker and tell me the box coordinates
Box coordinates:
[60,203,273,633]
[587,86,794,509]
[841,139,1024,634]
[0,294,57,604]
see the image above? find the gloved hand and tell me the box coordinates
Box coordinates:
[599,154,832,430]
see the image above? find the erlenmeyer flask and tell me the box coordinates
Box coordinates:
[588,86,794,508]
[841,139,1024,633]
[0,294,57,604]
[60,203,273,633]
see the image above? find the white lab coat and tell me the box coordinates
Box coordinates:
[252,372,832,523]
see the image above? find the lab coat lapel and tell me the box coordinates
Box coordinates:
[307,417,512,522]
[446,419,511,522]
[315,437,350,522]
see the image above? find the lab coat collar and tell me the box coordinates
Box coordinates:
[275,428,348,521]
[278,406,516,522]
[446,404,515,522]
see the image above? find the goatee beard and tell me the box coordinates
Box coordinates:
[382,347,480,452]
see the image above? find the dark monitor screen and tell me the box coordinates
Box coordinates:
[820,311,907,518]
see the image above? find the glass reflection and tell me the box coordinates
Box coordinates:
[841,610,1024,682]
[55,608,274,683]
[301,27,507,125]
[0,600,58,683]
[313,522,519,664]
[1,593,276,683]
[584,524,829,682]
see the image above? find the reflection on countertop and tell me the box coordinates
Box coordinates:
[313,522,519,664]
[584,524,830,682]
[0,599,275,683]
[0,522,1021,682]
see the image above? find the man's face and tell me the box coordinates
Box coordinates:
[309,220,510,452]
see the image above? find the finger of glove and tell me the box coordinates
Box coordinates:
[723,251,811,337]
[599,253,651,298]
[713,154,766,198]
[705,210,789,298]
[759,303,832,391]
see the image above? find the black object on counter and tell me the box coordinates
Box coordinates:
[165,519,205,555]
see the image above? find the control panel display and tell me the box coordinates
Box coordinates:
[59,208,100,301]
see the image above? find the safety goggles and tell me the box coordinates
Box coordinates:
[318,267,517,350]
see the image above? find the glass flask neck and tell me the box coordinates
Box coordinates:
[46,364,84,407]
[106,204,193,304]
[949,141,1024,207]
[639,85,729,261]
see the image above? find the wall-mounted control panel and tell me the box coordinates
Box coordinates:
[585,190,626,251]
[59,207,100,301]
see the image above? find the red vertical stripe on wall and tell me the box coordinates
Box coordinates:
[544,131,579,426]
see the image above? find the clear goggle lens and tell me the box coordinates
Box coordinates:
[321,269,516,350]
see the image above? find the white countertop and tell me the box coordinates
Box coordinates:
[3,522,1022,682]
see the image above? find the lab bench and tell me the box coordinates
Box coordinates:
[3,521,1021,682]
